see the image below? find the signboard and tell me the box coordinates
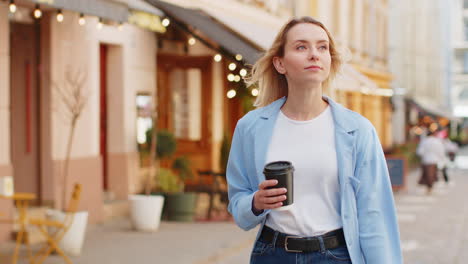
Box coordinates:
[385,157,406,191]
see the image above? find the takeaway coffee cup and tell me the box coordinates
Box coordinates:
[263,161,294,208]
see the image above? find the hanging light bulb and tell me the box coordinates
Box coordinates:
[162,18,170,27]
[33,4,42,19]
[239,68,247,77]
[56,9,64,23]
[227,89,236,99]
[78,13,86,26]
[251,88,259,97]
[213,54,222,62]
[228,63,237,71]
[9,0,16,14]
[227,74,235,82]
[235,54,243,61]
[97,18,103,29]
[188,37,196,46]
[234,75,241,82]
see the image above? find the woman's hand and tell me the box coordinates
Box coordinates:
[253,180,288,212]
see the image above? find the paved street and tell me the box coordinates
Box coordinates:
[1,148,467,264]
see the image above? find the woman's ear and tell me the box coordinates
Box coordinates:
[273,56,286,74]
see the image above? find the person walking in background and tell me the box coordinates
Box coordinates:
[438,129,459,184]
[417,129,446,193]
[226,16,402,264]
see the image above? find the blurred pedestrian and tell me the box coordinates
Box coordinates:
[416,129,446,193]
[226,16,402,264]
[438,129,459,184]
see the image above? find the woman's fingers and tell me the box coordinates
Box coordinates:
[260,195,287,204]
[253,179,288,210]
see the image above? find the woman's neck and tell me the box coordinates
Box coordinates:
[281,84,328,121]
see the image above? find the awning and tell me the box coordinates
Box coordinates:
[407,98,461,121]
[145,0,263,65]
[34,0,129,22]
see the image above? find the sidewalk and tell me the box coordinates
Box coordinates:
[2,147,467,264]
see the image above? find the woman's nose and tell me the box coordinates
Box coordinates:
[308,48,319,60]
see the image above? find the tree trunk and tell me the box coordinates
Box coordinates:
[62,117,78,210]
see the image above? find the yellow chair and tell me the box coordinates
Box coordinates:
[29,184,82,264]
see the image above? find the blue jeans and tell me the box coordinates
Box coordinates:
[250,230,352,264]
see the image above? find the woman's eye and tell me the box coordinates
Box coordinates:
[296,45,306,50]
[319,45,328,50]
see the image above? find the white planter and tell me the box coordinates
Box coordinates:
[46,210,88,256]
[129,194,164,232]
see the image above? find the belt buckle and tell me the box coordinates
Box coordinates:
[284,236,304,253]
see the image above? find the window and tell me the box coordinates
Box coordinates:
[464,0,468,9]
[136,94,153,145]
[464,18,468,41]
[169,68,201,140]
[463,51,468,73]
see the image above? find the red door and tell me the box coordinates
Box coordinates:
[100,44,108,190]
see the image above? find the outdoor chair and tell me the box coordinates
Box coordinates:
[28,183,82,264]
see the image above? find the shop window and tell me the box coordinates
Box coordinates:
[136,94,153,145]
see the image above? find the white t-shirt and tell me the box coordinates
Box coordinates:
[265,106,342,237]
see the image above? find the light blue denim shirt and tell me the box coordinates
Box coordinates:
[227,96,403,264]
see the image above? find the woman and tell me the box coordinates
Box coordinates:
[226,17,402,264]
[416,129,446,193]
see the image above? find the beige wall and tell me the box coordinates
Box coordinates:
[0,2,13,242]
[0,2,10,167]
[46,11,157,207]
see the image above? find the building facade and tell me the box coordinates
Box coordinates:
[0,0,162,241]
[389,0,454,143]
[452,0,468,119]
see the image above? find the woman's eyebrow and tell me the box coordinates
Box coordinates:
[291,39,329,44]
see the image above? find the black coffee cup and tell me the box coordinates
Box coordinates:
[263,161,294,207]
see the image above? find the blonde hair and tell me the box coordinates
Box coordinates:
[245,17,342,107]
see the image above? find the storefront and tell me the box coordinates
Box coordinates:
[0,0,165,241]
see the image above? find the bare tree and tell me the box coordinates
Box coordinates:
[54,67,89,210]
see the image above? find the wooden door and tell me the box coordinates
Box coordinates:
[156,54,213,174]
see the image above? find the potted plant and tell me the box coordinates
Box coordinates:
[128,118,169,231]
[47,67,89,255]
[163,156,197,222]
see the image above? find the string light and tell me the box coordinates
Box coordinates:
[97,18,103,29]
[214,54,222,62]
[227,74,235,82]
[188,37,196,46]
[227,89,236,99]
[57,9,64,23]
[78,13,86,26]
[251,88,259,97]
[235,54,243,61]
[9,0,16,14]
[234,75,241,82]
[33,4,42,19]
[239,69,247,77]
[228,63,237,71]
[162,18,170,27]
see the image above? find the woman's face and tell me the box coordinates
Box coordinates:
[274,23,332,87]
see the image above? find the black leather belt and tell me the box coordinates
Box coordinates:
[259,226,346,253]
